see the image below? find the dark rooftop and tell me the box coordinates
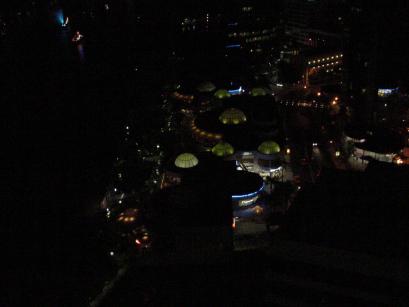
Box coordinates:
[284,165,409,258]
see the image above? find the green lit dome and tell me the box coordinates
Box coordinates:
[212,142,234,157]
[174,153,199,168]
[219,108,247,125]
[197,81,216,93]
[258,141,281,155]
[214,89,231,99]
[251,87,267,96]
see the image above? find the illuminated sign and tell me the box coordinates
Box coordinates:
[377,88,397,97]
[238,196,259,207]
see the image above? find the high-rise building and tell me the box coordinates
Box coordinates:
[284,0,346,48]
[345,0,409,125]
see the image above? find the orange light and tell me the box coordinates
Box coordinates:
[232,217,236,229]
[317,92,321,96]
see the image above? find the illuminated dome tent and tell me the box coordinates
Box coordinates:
[175,153,199,168]
[214,89,231,99]
[250,87,267,97]
[258,141,280,155]
[197,81,216,93]
[212,142,234,157]
[253,141,283,178]
[219,108,247,125]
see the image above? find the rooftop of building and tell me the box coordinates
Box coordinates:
[284,164,409,258]
[355,130,403,154]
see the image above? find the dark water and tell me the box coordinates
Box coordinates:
[4,6,170,306]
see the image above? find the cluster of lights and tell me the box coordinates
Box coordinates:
[117,208,138,224]
[311,61,340,69]
[253,205,263,215]
[228,28,273,39]
[331,96,339,106]
[245,34,273,43]
[308,54,343,65]
[135,232,150,247]
[279,100,325,109]
[378,88,397,98]
[172,91,194,103]
[191,120,222,141]
[396,158,404,164]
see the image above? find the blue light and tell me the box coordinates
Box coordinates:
[226,44,241,49]
[232,183,264,200]
[228,86,243,95]
[55,8,65,26]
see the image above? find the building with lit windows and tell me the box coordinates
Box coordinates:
[284,0,345,48]
[224,4,278,54]
[304,52,343,86]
